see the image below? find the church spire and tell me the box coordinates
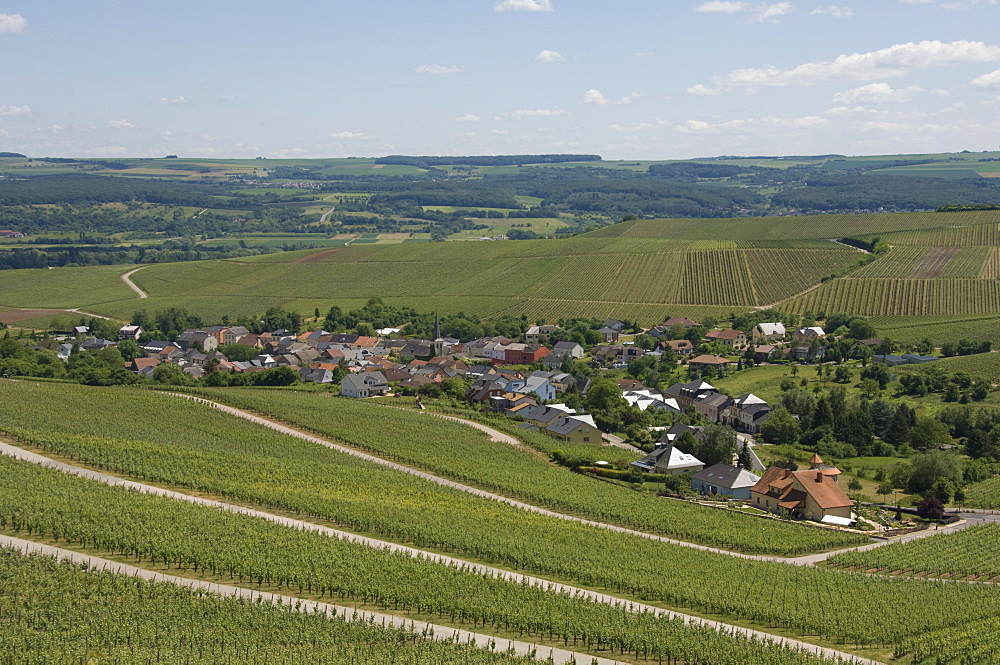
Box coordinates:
[434,312,441,340]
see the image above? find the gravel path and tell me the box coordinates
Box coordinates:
[0,534,624,665]
[0,442,878,664]
[120,266,149,298]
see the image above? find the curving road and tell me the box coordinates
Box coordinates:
[0,534,624,665]
[120,266,149,299]
[0,440,878,664]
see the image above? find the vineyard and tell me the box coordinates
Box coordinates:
[0,547,552,665]
[786,278,1000,316]
[959,473,1000,508]
[3,448,1000,657]
[825,524,1000,579]
[745,249,861,304]
[0,381,863,555]
[680,250,756,306]
[871,313,1000,347]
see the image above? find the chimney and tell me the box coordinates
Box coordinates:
[816,471,823,483]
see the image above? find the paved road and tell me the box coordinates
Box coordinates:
[602,432,643,453]
[0,534,624,665]
[412,409,522,447]
[0,442,878,664]
[120,266,149,299]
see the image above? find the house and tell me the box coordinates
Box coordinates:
[659,339,694,356]
[546,415,599,444]
[507,375,556,402]
[631,445,704,475]
[522,404,571,429]
[656,422,705,446]
[525,325,561,344]
[691,464,761,499]
[726,393,771,434]
[553,341,584,359]
[221,326,250,345]
[129,357,161,374]
[661,316,700,329]
[794,326,827,342]
[140,340,179,355]
[693,392,733,422]
[688,355,732,375]
[602,319,627,332]
[176,330,219,353]
[598,327,620,343]
[807,453,842,483]
[340,371,389,398]
[752,322,786,343]
[750,466,853,524]
[664,380,717,410]
[622,389,681,413]
[791,344,825,362]
[117,325,142,341]
[79,338,115,351]
[57,343,74,361]
[753,345,776,364]
[502,343,550,365]
[73,325,89,336]
[531,369,576,395]
[704,329,749,351]
[0,230,25,238]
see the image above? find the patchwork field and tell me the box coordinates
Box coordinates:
[0,209,997,324]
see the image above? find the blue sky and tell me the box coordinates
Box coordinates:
[2,0,999,159]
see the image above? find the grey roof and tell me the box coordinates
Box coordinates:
[546,416,591,437]
[691,463,761,489]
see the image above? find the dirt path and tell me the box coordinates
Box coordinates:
[120,266,149,299]
[296,247,344,263]
[0,442,878,664]
[0,534,624,665]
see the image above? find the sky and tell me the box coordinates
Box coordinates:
[2,0,1000,160]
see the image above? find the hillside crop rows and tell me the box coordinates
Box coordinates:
[0,548,549,665]
[872,314,1000,347]
[847,247,925,279]
[940,246,991,278]
[4,438,1000,654]
[0,456,853,665]
[680,250,756,306]
[0,381,862,555]
[745,249,859,304]
[871,223,1000,247]
[897,616,1000,665]
[184,387,865,554]
[787,278,1000,316]
[825,524,1000,579]
[982,247,1000,278]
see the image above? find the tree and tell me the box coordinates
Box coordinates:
[152,362,191,386]
[908,450,962,493]
[930,478,955,504]
[916,496,945,520]
[117,339,139,362]
[848,318,877,341]
[889,463,912,491]
[848,477,862,491]
[218,343,257,362]
[737,442,754,469]
[910,416,952,452]
[877,482,894,503]
[760,406,801,444]
[861,363,891,389]
[697,424,738,467]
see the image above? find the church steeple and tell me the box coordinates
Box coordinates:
[434,312,441,341]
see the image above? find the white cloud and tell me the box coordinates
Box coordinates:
[609,120,671,132]
[581,89,641,105]
[0,104,30,117]
[497,108,569,120]
[752,2,793,21]
[93,146,129,156]
[695,1,792,21]
[971,68,1000,88]
[330,131,375,140]
[677,115,831,134]
[723,40,1000,87]
[495,0,553,10]
[832,82,920,103]
[454,114,482,122]
[695,1,750,12]
[535,49,564,64]
[159,96,188,105]
[686,83,722,95]
[0,14,26,34]
[414,64,464,75]
[811,5,854,16]
[108,119,135,129]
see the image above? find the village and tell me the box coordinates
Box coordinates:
[27,312,894,529]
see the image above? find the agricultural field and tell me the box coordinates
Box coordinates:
[8,409,1000,657]
[0,548,547,665]
[872,313,1000,348]
[786,278,1000,317]
[0,381,862,555]
[0,455,855,665]
[895,352,1000,384]
[824,524,1000,580]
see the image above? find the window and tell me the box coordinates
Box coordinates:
[583,437,589,442]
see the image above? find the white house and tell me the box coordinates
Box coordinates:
[508,375,556,402]
[794,326,827,341]
[341,371,389,398]
[752,322,786,343]
[631,445,704,475]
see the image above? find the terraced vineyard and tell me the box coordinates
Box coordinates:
[825,524,1000,579]
[0,381,863,555]
[0,548,547,665]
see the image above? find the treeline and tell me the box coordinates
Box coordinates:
[647,162,755,180]
[772,174,1000,212]
[0,241,275,270]
[324,298,528,342]
[375,154,601,167]
[0,174,227,207]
